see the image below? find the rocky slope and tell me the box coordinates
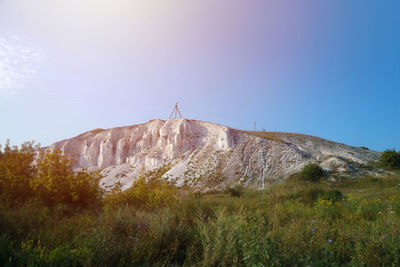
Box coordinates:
[49,119,381,191]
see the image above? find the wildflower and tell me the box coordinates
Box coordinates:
[328,239,332,243]
[311,220,316,223]
[383,235,386,239]
[312,227,316,233]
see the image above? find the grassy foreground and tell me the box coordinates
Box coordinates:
[1,173,400,266]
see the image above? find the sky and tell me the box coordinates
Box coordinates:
[0,0,399,151]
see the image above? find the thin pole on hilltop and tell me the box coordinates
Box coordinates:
[169,103,183,119]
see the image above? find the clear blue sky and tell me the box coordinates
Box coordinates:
[0,0,399,151]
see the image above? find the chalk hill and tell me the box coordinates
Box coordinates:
[49,119,380,190]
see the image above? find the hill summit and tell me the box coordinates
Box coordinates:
[49,119,380,190]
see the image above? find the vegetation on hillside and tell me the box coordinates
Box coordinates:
[290,163,326,182]
[0,141,102,210]
[104,164,176,210]
[378,149,400,170]
[1,141,400,266]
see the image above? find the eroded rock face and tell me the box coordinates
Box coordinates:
[49,119,380,190]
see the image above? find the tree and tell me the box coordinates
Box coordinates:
[379,149,400,170]
[31,149,103,208]
[0,140,38,204]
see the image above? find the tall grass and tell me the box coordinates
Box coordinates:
[1,174,400,266]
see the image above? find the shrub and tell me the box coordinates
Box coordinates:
[0,143,103,209]
[0,141,38,204]
[287,186,326,205]
[0,235,13,266]
[31,150,103,209]
[321,190,343,203]
[379,149,400,170]
[104,165,177,210]
[225,186,243,197]
[294,163,325,182]
[104,178,177,210]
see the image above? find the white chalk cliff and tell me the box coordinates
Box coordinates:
[49,119,380,190]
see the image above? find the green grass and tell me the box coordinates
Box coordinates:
[1,173,400,266]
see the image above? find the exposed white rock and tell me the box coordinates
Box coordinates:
[49,119,381,191]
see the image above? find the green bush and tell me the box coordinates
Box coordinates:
[379,149,400,169]
[321,190,343,203]
[0,142,103,210]
[104,165,177,211]
[0,235,13,266]
[0,141,38,204]
[225,186,243,197]
[294,163,325,182]
[31,150,103,209]
[287,186,326,205]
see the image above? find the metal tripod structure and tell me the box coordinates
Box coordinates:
[169,103,183,119]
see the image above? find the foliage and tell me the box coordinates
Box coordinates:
[286,186,326,205]
[0,141,38,204]
[225,186,243,197]
[0,173,400,266]
[104,164,177,210]
[379,149,400,169]
[2,172,400,266]
[197,208,281,266]
[321,190,343,203]
[0,141,103,209]
[31,150,103,209]
[294,163,325,182]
